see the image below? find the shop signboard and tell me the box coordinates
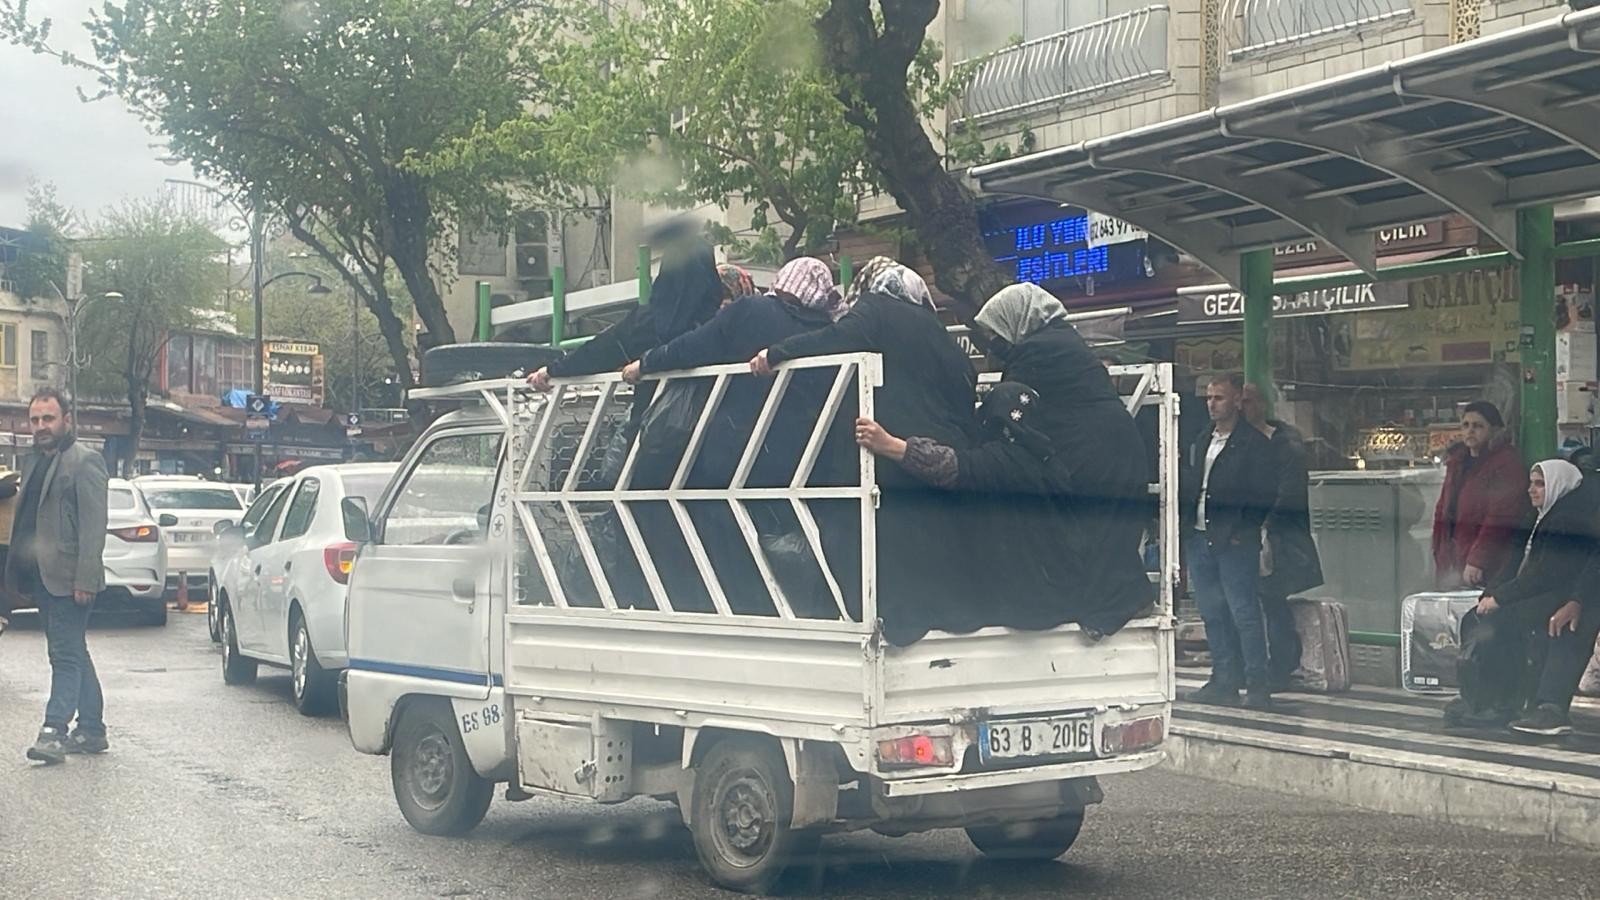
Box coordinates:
[1272,218,1451,267]
[1177,280,1409,325]
[263,341,326,406]
[1337,268,1521,371]
[1086,212,1147,249]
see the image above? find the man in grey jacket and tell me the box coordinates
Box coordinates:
[3,389,110,764]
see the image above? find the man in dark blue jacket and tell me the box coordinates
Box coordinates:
[1181,374,1280,709]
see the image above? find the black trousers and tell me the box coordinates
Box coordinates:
[1460,599,1600,714]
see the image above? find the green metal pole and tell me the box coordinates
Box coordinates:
[475,281,493,342]
[637,244,652,306]
[1240,248,1275,414]
[550,266,566,347]
[840,255,853,289]
[1519,206,1557,462]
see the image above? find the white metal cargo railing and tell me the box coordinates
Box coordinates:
[506,353,882,628]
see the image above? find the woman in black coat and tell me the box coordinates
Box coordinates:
[961,284,1155,634]
[752,259,980,644]
[1448,459,1600,730]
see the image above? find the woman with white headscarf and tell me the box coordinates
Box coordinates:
[1449,458,1600,735]
[752,260,980,644]
[970,282,1156,635]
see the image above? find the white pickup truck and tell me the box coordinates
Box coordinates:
[341,352,1179,894]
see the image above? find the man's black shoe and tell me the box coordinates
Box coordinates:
[1511,704,1573,737]
[1243,686,1274,711]
[1442,696,1472,726]
[26,726,68,765]
[1185,680,1241,707]
[1460,705,1516,728]
[66,730,109,754]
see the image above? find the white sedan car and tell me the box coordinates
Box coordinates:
[132,475,245,599]
[213,463,399,715]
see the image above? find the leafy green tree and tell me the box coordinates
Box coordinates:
[75,200,225,472]
[5,181,75,302]
[3,0,571,382]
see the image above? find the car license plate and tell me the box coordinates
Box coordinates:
[172,533,203,543]
[979,715,1095,763]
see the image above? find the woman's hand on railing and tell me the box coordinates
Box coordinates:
[855,417,907,462]
[621,361,643,384]
[749,349,774,377]
[526,367,552,392]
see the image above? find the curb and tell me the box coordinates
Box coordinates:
[1163,723,1600,851]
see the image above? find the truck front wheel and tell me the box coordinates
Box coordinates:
[689,736,820,895]
[965,810,1086,861]
[391,699,493,836]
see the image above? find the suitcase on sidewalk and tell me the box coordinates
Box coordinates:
[1288,598,1351,693]
[1400,591,1479,693]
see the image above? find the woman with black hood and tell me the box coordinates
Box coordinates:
[751,259,980,644]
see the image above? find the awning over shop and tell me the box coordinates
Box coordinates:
[971,9,1600,289]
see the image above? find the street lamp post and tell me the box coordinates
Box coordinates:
[46,280,123,408]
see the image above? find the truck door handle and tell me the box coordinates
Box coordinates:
[452,577,476,600]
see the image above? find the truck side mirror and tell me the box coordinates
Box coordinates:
[342,496,374,544]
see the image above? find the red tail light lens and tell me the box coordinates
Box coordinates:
[323,542,358,584]
[876,733,954,768]
[109,525,160,543]
[1101,716,1165,756]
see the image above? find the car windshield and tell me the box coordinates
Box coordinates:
[141,487,243,511]
[108,488,138,512]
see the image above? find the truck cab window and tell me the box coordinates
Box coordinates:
[382,431,502,546]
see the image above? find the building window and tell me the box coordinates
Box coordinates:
[0,323,16,368]
[216,339,253,394]
[166,333,194,393]
[30,329,49,380]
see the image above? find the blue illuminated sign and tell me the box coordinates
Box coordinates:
[989,213,1112,286]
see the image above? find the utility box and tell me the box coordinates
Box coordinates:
[1303,468,1445,687]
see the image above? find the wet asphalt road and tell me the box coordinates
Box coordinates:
[2,611,1599,899]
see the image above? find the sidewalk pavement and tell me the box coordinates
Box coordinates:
[1165,670,1600,851]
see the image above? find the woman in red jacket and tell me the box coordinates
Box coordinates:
[1432,401,1529,590]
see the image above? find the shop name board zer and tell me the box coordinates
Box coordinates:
[1178,281,1409,325]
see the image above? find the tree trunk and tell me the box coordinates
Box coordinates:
[382,173,456,351]
[815,0,1009,324]
[282,217,417,389]
[124,381,145,477]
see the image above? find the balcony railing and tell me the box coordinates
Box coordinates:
[1230,0,1414,59]
[952,5,1171,126]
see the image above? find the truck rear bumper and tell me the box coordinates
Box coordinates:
[876,748,1166,797]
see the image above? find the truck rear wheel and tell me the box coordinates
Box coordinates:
[965,810,1086,861]
[391,699,493,836]
[689,736,819,895]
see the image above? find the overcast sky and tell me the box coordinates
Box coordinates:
[0,0,199,228]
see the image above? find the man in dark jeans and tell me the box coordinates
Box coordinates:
[1242,383,1325,689]
[1182,374,1279,709]
[3,388,110,764]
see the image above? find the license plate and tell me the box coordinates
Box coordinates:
[979,715,1095,763]
[172,533,206,543]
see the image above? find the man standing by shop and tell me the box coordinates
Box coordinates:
[1242,383,1325,689]
[3,388,110,764]
[1183,374,1279,709]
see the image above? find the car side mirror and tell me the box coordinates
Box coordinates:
[342,496,374,543]
[217,525,246,548]
[477,503,492,530]
[161,514,181,528]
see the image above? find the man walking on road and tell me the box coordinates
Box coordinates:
[1242,383,1325,689]
[3,389,110,764]
[1182,374,1279,709]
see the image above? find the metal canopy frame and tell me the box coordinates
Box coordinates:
[971,9,1600,288]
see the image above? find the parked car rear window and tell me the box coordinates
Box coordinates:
[141,487,244,511]
[109,488,138,511]
[340,473,395,505]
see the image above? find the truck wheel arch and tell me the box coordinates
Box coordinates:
[680,727,840,830]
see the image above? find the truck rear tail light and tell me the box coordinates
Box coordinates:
[1101,716,1165,756]
[324,542,358,584]
[876,734,953,769]
[109,525,160,543]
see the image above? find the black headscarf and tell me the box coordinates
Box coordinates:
[649,239,721,344]
[979,382,1053,460]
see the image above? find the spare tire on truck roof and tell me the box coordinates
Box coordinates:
[420,342,563,389]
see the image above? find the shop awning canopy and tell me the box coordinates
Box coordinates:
[971,8,1600,290]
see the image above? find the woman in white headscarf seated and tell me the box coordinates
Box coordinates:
[1449,458,1600,736]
